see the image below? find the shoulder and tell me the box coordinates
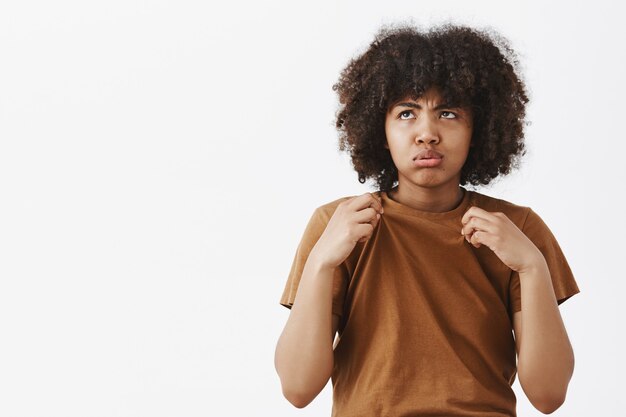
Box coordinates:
[470,191,555,237]
[314,193,366,220]
[469,190,531,229]
[296,194,358,241]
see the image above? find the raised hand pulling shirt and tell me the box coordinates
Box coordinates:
[279,188,580,417]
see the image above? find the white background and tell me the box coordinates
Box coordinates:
[0,0,624,416]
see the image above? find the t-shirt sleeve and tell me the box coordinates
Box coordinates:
[279,207,350,318]
[509,207,581,315]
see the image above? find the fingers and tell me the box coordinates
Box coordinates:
[461,206,494,225]
[461,216,493,238]
[350,192,384,215]
[350,192,383,243]
[468,230,482,248]
[356,222,376,243]
[355,206,381,243]
[368,192,384,214]
[354,206,379,224]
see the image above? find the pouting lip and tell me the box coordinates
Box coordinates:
[413,149,444,160]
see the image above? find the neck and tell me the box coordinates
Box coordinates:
[388,182,465,213]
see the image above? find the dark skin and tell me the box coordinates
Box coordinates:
[383,86,473,213]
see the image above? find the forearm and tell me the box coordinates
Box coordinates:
[274,256,335,406]
[517,258,575,410]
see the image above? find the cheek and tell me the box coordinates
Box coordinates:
[445,145,471,166]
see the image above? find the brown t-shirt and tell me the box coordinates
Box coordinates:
[279,187,580,417]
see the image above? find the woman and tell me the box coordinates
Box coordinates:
[275,21,580,416]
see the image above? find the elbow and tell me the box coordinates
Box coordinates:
[277,373,329,408]
[275,363,326,409]
[523,378,568,414]
[274,339,333,408]
[282,388,314,409]
[520,357,574,414]
[276,352,332,408]
[533,394,566,414]
[524,383,567,414]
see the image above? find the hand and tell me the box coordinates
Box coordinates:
[310,192,384,269]
[460,206,545,273]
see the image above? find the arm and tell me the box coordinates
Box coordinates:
[460,207,576,414]
[274,255,340,408]
[514,257,575,414]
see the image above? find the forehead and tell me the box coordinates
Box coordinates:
[388,87,446,108]
[387,88,471,114]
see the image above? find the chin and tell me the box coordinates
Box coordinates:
[403,170,459,189]
[409,172,446,186]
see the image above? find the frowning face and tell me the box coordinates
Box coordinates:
[384,86,474,190]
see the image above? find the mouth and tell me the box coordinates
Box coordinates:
[413,149,444,161]
[413,157,443,168]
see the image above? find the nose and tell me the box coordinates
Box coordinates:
[414,116,440,144]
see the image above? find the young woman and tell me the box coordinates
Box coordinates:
[275,22,580,417]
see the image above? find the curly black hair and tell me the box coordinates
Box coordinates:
[332,21,530,192]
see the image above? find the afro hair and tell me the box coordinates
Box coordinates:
[332,21,530,192]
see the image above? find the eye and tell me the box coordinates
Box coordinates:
[398,110,414,120]
[441,111,457,119]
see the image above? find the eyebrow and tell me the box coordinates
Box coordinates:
[392,102,456,111]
